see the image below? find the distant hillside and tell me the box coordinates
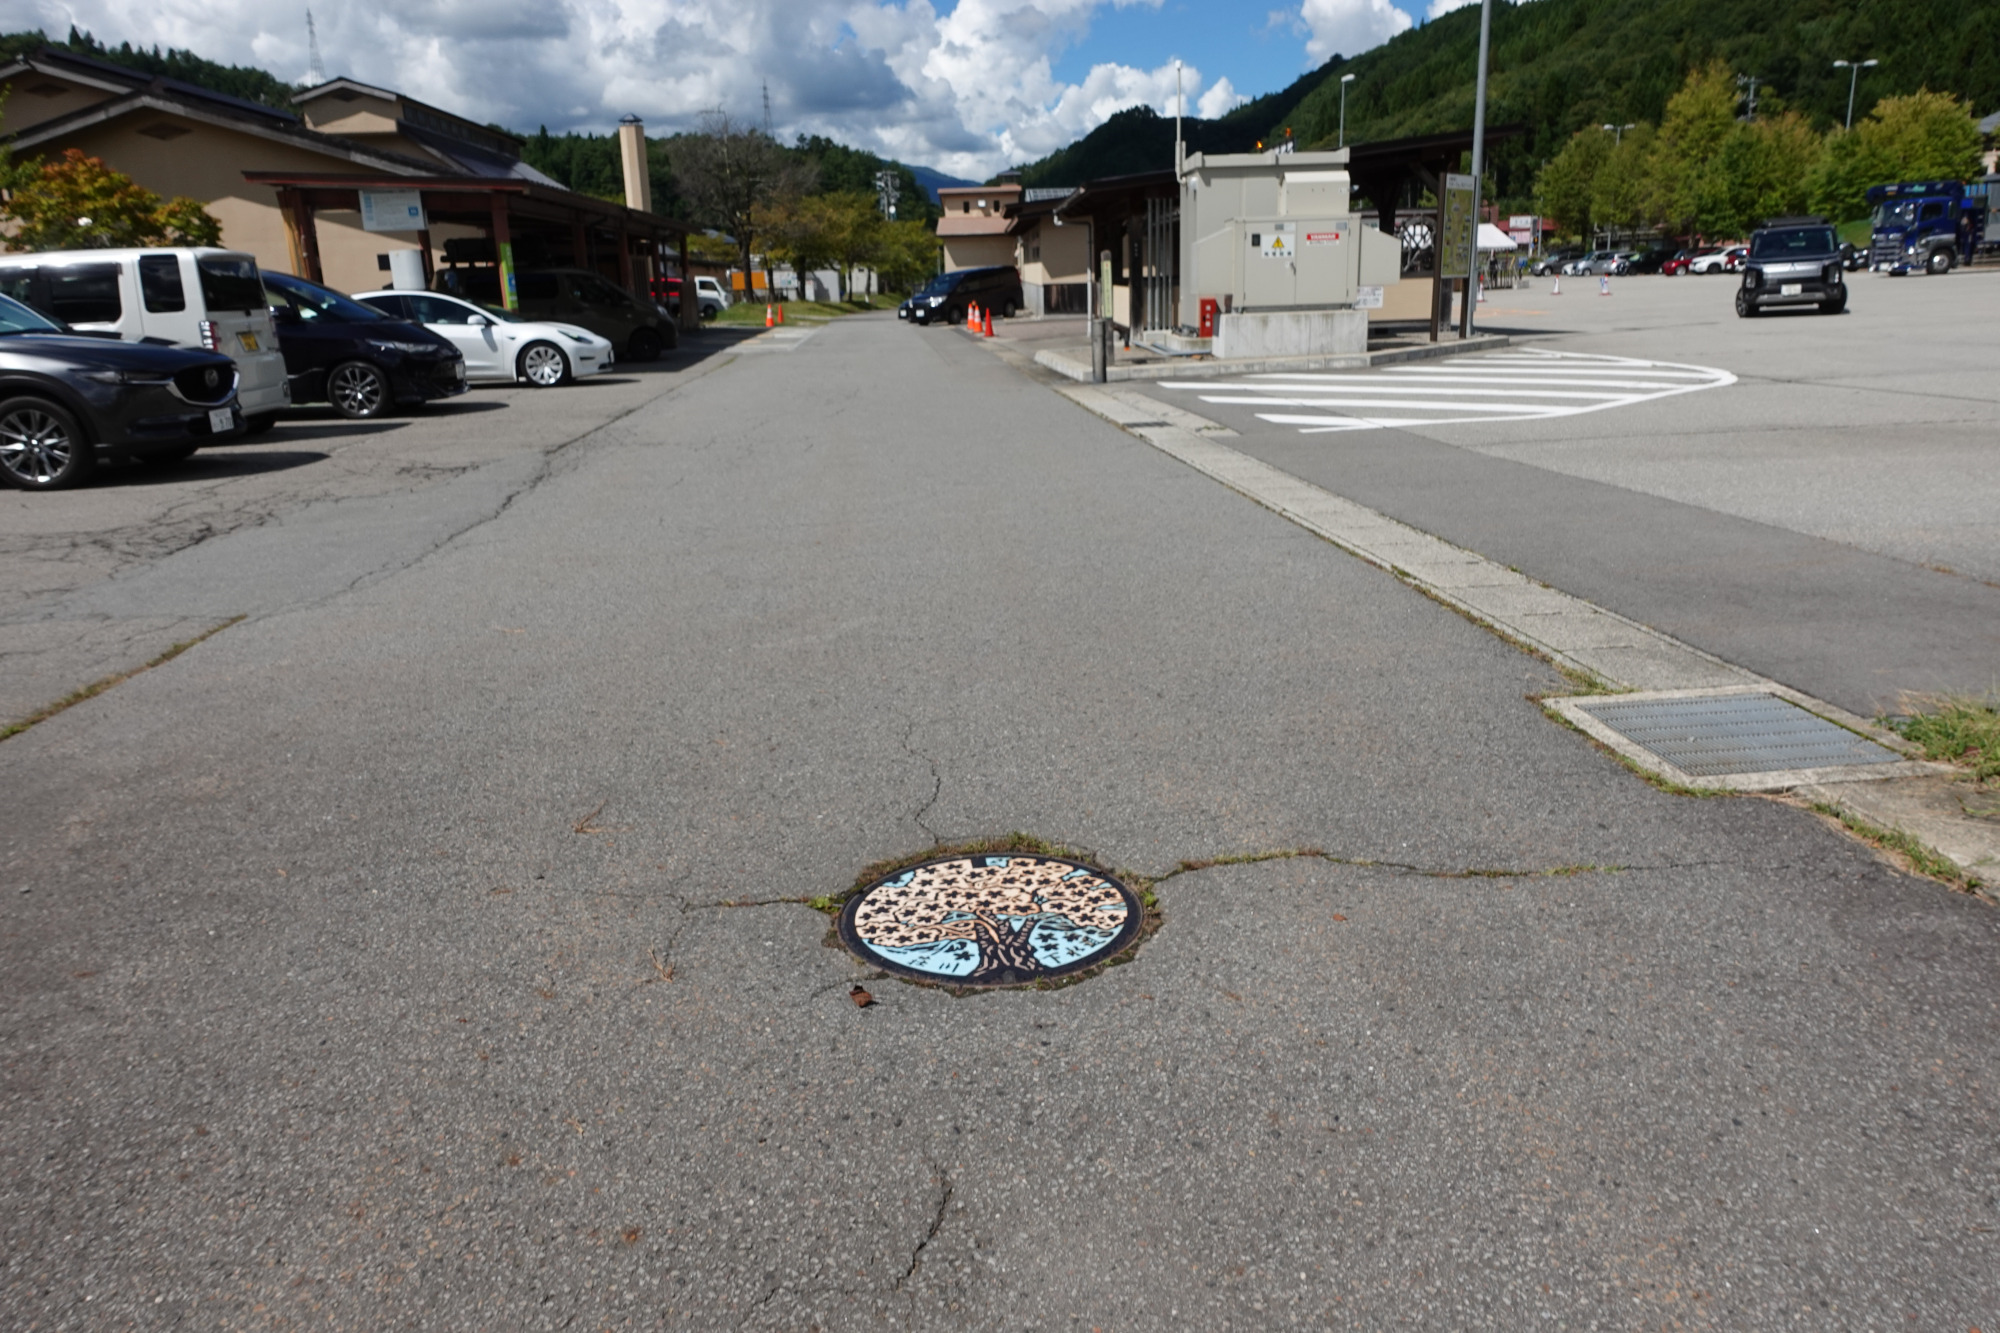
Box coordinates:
[0,26,299,111]
[905,163,975,202]
[1282,0,2000,204]
[1015,59,1344,186]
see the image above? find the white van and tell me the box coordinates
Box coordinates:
[0,248,290,429]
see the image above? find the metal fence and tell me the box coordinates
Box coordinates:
[1139,196,1179,333]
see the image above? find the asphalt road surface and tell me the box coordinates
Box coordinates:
[3,310,1997,1330]
[1130,271,2000,718]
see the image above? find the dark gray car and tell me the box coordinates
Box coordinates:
[1736,218,1847,317]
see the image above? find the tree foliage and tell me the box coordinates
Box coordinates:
[520,127,680,216]
[0,27,297,111]
[668,112,818,293]
[2,148,222,251]
[1535,63,1984,239]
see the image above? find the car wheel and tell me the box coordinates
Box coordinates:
[327,361,391,419]
[1820,292,1848,315]
[626,328,663,362]
[242,414,277,436]
[1734,288,1758,318]
[701,304,718,321]
[519,340,571,387]
[1000,300,1017,319]
[0,396,94,490]
[1926,248,1953,275]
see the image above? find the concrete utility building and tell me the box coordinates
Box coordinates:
[0,46,686,308]
[935,181,1021,272]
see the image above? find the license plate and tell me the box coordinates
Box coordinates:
[1780,283,1802,296]
[237,332,259,351]
[208,407,234,433]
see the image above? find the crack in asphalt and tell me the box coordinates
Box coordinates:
[900,720,944,845]
[893,1167,953,1292]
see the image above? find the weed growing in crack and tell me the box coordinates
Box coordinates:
[1804,800,1985,896]
[1886,693,2000,786]
[0,615,246,743]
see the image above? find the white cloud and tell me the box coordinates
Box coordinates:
[1196,77,1242,119]
[1297,0,1412,63]
[1424,0,1477,17]
[19,0,1388,178]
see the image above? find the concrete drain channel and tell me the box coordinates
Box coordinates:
[838,854,1146,988]
[1547,688,1929,792]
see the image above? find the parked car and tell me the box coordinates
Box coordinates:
[433,267,677,360]
[1735,217,1847,318]
[352,290,614,387]
[693,276,729,318]
[898,266,1024,325]
[1528,249,1580,276]
[1661,248,1713,275]
[1562,250,1629,276]
[262,271,465,420]
[0,291,244,490]
[0,247,290,432]
[1686,247,1741,274]
[1623,247,1674,275]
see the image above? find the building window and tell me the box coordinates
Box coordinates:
[962,201,970,213]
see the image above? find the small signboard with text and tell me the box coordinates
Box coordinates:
[1440,173,1475,276]
[359,190,428,233]
[1304,230,1344,245]
[1258,222,1296,259]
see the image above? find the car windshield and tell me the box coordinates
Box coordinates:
[197,255,266,311]
[917,275,958,296]
[1750,228,1836,259]
[265,274,388,322]
[1871,200,1916,228]
[0,292,63,335]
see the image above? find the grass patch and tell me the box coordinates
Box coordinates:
[0,616,245,744]
[712,294,898,326]
[1887,693,2000,784]
[1807,800,1984,894]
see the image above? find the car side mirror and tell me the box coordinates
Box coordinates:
[469,314,493,327]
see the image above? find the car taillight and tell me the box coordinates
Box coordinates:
[198,319,219,351]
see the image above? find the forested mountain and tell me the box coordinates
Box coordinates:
[0,26,298,110]
[1015,59,1344,187]
[1011,0,1999,206]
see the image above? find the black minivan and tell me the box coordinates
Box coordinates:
[899,266,1024,326]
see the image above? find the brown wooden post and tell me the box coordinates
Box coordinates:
[415,227,435,286]
[490,195,517,310]
[277,188,325,283]
[617,224,634,291]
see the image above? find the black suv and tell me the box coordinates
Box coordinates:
[263,272,467,418]
[1737,217,1847,317]
[899,266,1024,326]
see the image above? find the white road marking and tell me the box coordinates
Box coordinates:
[1155,348,1734,433]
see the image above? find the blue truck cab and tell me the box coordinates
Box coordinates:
[1867,180,1990,274]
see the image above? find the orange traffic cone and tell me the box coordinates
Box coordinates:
[968,301,980,330]
[764,303,774,327]
[982,307,994,337]
[776,302,785,325]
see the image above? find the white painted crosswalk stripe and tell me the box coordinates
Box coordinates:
[1155,348,1734,433]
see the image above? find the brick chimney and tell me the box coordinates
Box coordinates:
[618,114,651,214]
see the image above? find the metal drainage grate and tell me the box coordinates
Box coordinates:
[1574,693,1902,778]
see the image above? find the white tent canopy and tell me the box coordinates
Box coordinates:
[1476,222,1518,251]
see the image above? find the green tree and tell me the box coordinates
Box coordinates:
[1588,124,1658,238]
[1703,112,1820,236]
[669,112,816,300]
[1,148,222,250]
[872,219,941,294]
[754,193,841,299]
[1654,60,1741,235]
[1807,90,1983,220]
[1534,127,1612,239]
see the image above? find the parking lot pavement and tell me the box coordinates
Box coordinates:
[4,313,1998,1328]
[0,332,754,728]
[1123,271,2000,717]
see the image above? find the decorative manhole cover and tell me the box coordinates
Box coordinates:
[838,854,1144,987]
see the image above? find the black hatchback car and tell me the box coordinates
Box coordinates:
[262,272,466,419]
[1736,217,1847,317]
[899,266,1025,325]
[0,292,243,490]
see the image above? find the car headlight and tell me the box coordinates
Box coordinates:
[926,295,944,306]
[365,338,440,355]
[79,368,173,385]
[560,330,593,343]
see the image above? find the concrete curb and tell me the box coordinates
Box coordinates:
[1053,385,1995,889]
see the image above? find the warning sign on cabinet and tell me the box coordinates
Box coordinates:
[1259,223,1295,258]
[1304,231,1343,245]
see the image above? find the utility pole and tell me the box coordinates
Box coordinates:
[1601,122,1635,146]
[1832,59,1877,131]
[1736,74,1761,123]
[1174,60,1183,177]
[1339,73,1356,148]
[1459,0,1493,339]
[873,169,899,221]
[761,80,773,135]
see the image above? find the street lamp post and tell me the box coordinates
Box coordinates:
[1459,0,1492,339]
[1338,73,1356,148]
[1832,59,1878,130]
[1601,122,1635,146]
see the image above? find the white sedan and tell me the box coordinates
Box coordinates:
[352,290,614,386]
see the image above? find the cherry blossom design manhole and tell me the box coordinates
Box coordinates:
[838,854,1145,988]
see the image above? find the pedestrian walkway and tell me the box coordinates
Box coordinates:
[1156,348,1734,432]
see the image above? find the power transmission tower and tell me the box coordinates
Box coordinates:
[1736,74,1761,122]
[305,9,326,87]
[761,80,772,135]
